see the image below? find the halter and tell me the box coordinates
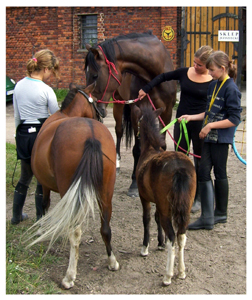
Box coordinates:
[96,45,121,103]
[77,90,104,122]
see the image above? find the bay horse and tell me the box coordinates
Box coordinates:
[24,84,119,289]
[134,104,196,286]
[85,31,176,197]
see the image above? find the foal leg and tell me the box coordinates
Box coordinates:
[140,200,151,256]
[177,233,187,280]
[62,226,82,289]
[100,210,119,271]
[154,209,165,250]
[160,216,176,286]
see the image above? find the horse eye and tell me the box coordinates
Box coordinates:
[93,74,98,80]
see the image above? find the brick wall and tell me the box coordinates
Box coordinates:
[6,7,181,89]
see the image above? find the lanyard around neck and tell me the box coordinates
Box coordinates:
[205,75,229,124]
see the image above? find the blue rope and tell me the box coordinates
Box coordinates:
[232,122,246,165]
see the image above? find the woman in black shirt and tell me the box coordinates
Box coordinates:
[138,46,213,213]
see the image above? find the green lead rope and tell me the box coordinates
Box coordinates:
[160,118,190,154]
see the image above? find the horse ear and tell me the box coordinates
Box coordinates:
[90,48,102,60]
[85,43,102,60]
[84,82,96,94]
[154,107,164,118]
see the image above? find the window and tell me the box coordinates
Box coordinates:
[81,15,98,48]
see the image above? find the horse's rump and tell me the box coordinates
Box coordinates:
[148,152,196,232]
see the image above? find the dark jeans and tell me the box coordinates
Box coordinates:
[198,142,229,182]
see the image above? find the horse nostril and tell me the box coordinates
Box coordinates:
[101,108,107,118]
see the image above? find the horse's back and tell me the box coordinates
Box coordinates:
[152,151,196,186]
[137,151,196,203]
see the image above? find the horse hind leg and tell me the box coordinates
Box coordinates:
[177,233,187,280]
[140,200,151,256]
[100,212,119,271]
[62,226,82,289]
[154,209,165,250]
[160,216,176,286]
[163,238,176,286]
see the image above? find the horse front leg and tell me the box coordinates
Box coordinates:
[177,233,187,280]
[140,200,151,256]
[100,209,119,271]
[113,103,124,174]
[62,226,82,289]
[127,138,140,197]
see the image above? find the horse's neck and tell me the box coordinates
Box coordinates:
[63,97,90,118]
[115,39,167,80]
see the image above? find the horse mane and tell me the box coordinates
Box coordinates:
[60,88,78,111]
[85,31,155,71]
[140,105,165,151]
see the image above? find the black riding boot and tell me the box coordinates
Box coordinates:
[191,182,201,213]
[188,180,214,230]
[11,182,28,225]
[191,158,201,213]
[214,179,228,224]
[35,184,43,221]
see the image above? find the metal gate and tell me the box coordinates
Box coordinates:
[181,7,246,88]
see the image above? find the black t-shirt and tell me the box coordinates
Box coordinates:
[142,67,213,117]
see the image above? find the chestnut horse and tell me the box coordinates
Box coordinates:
[134,105,196,286]
[85,31,176,197]
[25,84,119,289]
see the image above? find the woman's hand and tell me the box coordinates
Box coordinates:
[138,89,146,100]
[199,123,212,139]
[178,115,191,123]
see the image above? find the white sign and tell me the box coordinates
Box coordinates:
[218,30,239,42]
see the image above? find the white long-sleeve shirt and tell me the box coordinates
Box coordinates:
[13,77,59,128]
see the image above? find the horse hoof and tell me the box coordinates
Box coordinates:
[127,188,139,198]
[108,252,119,271]
[158,245,166,251]
[140,245,149,256]
[108,261,120,271]
[163,275,172,286]
[61,278,74,289]
[178,272,186,280]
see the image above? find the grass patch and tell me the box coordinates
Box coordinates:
[54,89,69,103]
[6,222,63,294]
[6,143,63,294]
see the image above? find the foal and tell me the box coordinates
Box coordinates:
[134,105,196,285]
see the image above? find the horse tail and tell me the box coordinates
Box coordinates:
[123,104,133,149]
[24,138,103,251]
[171,169,192,232]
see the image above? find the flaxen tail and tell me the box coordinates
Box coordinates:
[171,169,193,232]
[24,138,103,251]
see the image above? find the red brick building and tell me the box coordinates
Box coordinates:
[6,7,181,89]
